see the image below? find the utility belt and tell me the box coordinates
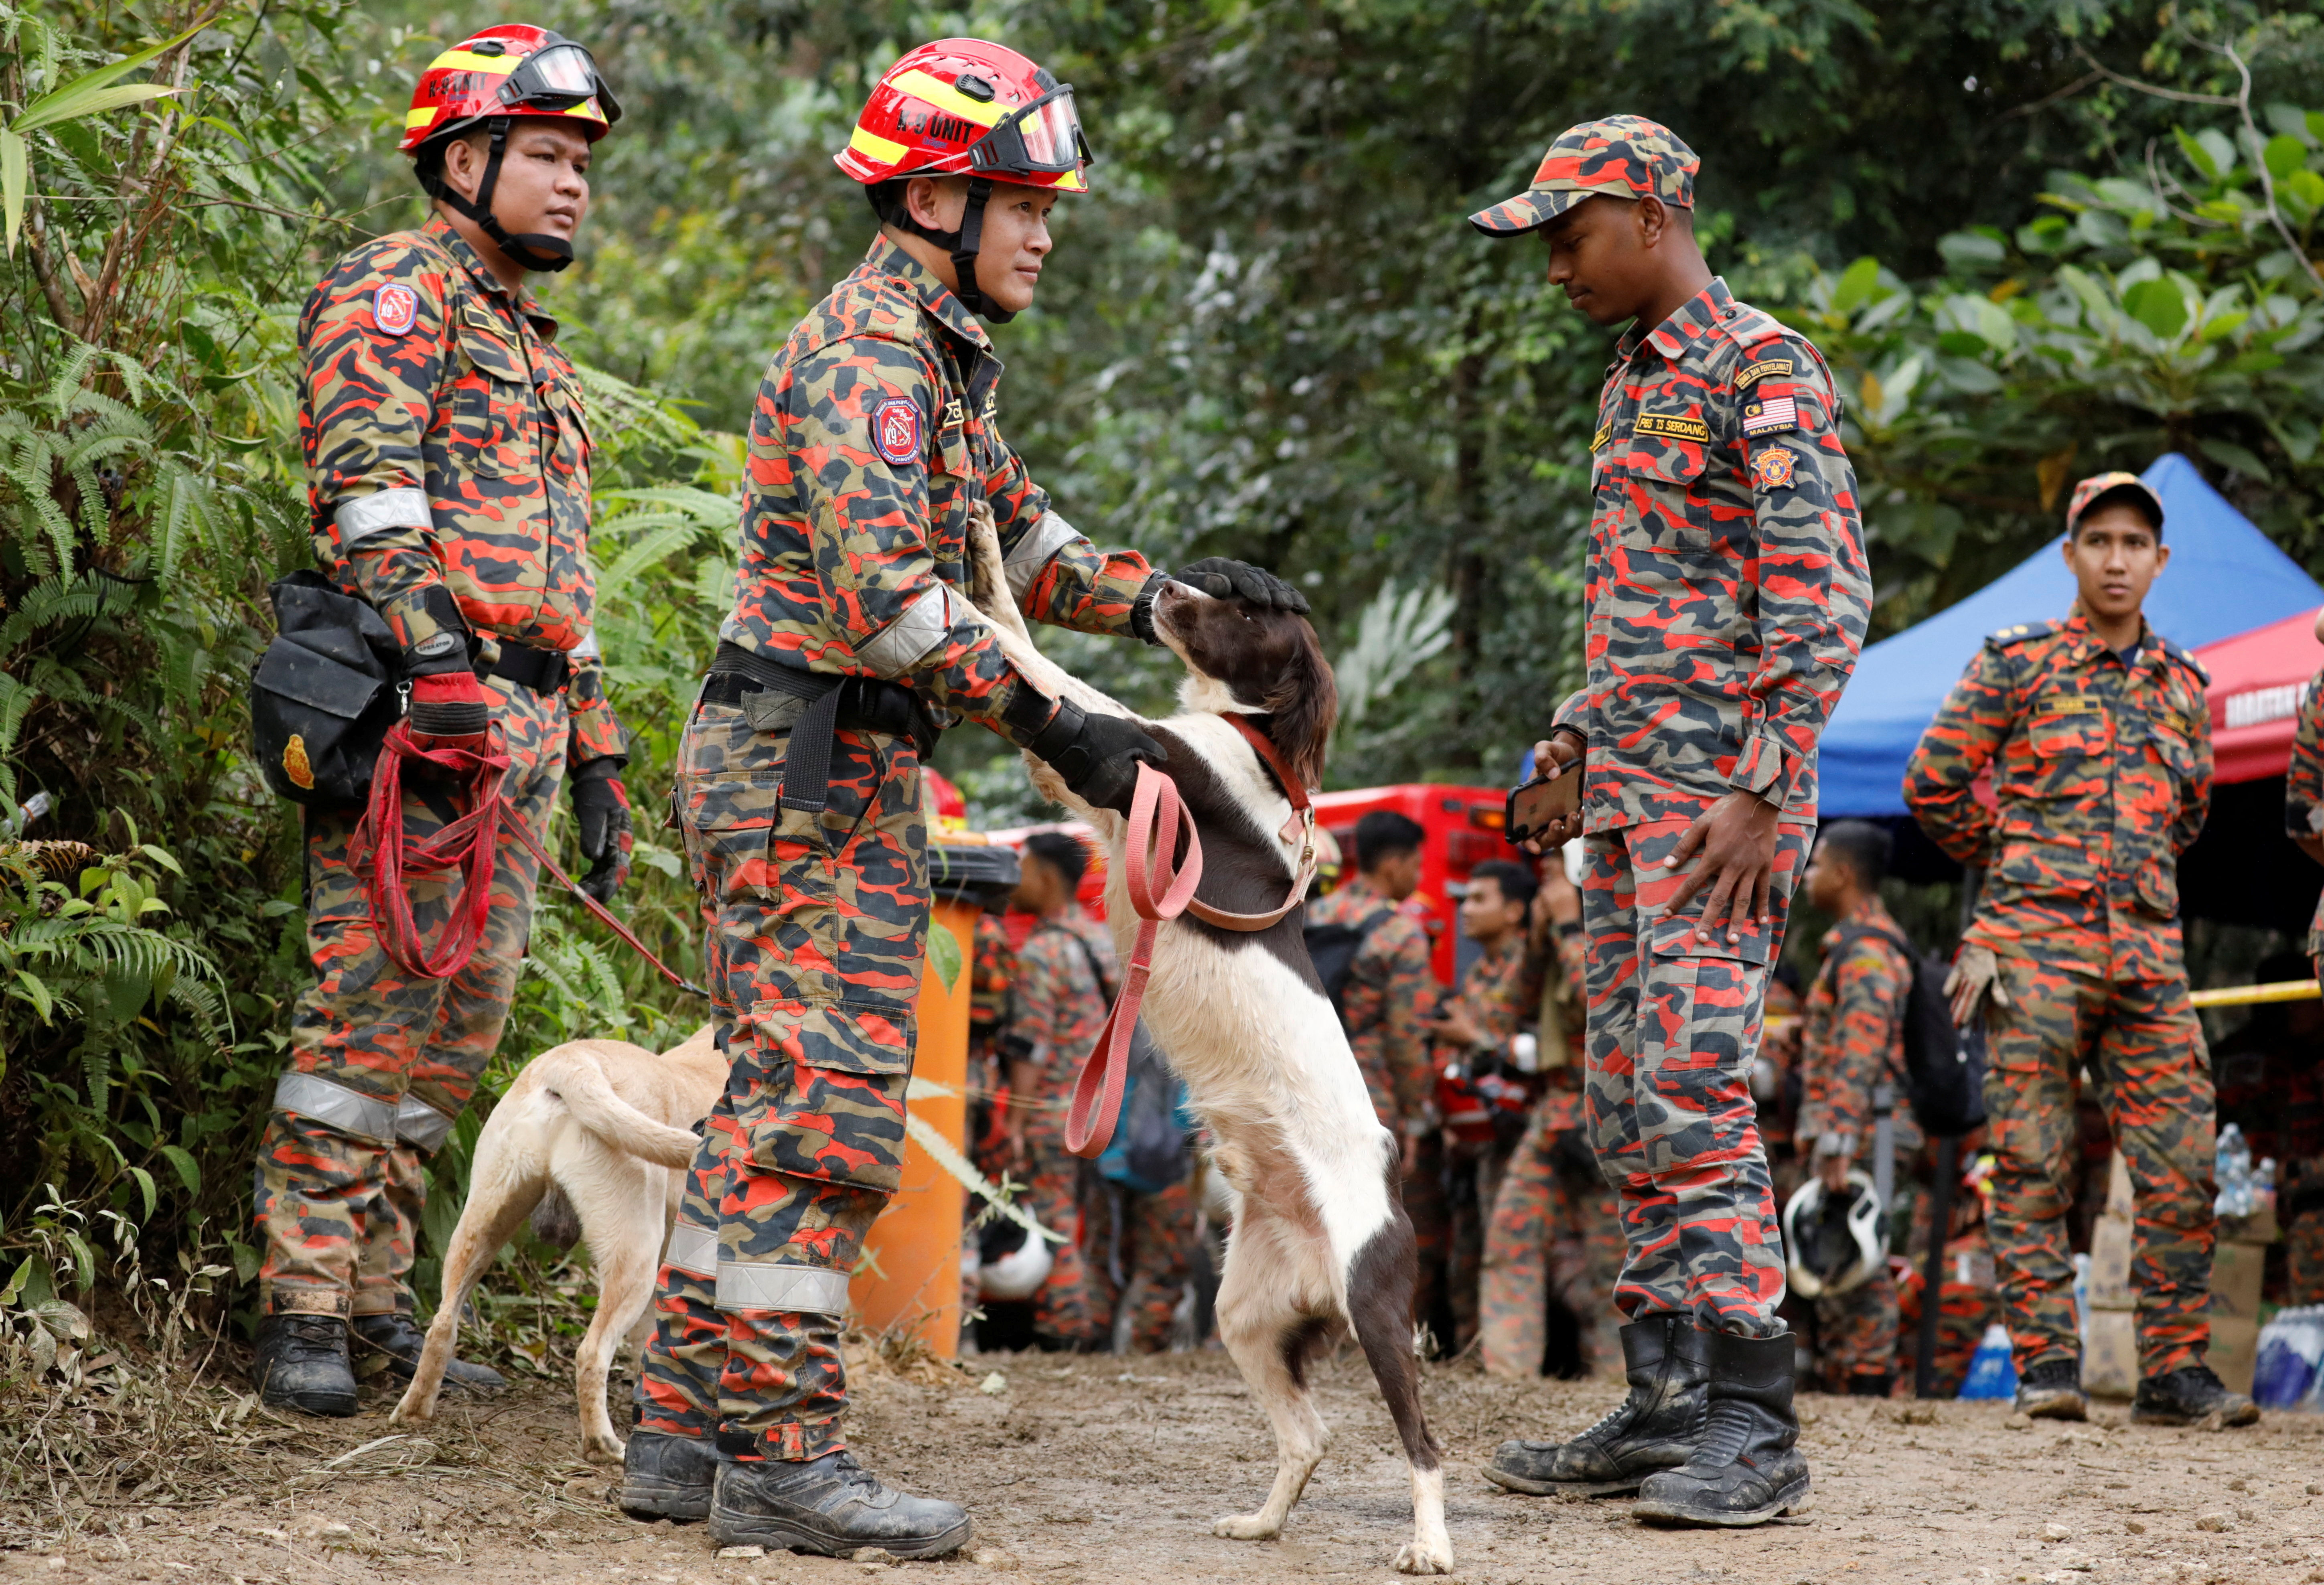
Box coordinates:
[480,638,571,695]
[699,640,940,813]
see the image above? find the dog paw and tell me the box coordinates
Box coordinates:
[583,1435,626,1464]
[1393,1538,1454,1575]
[1212,1513,1280,1542]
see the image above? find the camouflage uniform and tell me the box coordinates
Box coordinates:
[1482,919,1626,1377]
[635,237,1154,1461]
[1555,277,1870,1339]
[255,215,625,1320]
[1007,910,1121,1349]
[1795,898,1918,1391]
[1444,934,1546,1350]
[2283,675,2324,1303]
[1904,610,2215,1379]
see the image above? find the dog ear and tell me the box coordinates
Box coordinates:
[1262,617,1337,792]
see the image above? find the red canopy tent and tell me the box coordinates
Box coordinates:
[2196,606,2324,784]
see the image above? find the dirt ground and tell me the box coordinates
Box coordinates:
[9,1346,2324,1585]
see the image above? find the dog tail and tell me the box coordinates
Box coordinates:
[535,1048,702,1169]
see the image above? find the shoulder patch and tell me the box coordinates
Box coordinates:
[372,282,421,336]
[1633,411,1712,443]
[1751,448,1797,491]
[1741,395,1799,437]
[1735,357,1794,389]
[1987,621,2057,649]
[1590,420,1614,453]
[871,396,922,466]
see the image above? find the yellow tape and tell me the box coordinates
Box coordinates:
[2189,978,2321,1009]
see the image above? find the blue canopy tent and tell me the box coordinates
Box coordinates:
[1817,452,2324,820]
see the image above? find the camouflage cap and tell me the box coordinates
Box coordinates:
[1469,115,1698,237]
[2065,471,2165,537]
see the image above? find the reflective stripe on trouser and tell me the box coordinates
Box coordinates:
[253,677,566,1318]
[1980,958,2214,1378]
[1582,816,1811,1338]
[633,700,927,1462]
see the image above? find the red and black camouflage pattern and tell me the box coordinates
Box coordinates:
[1981,959,2216,1379]
[1549,278,1870,835]
[298,214,623,765]
[1467,114,1699,236]
[718,237,1153,742]
[1582,816,1813,1338]
[1105,1178,1198,1354]
[1893,1232,2004,1397]
[2286,673,2324,955]
[1443,934,1547,1351]
[1007,910,1120,1347]
[1903,612,2211,983]
[1797,896,1925,1167]
[256,678,569,1317]
[631,699,928,1462]
[2290,1209,2324,1306]
[1307,874,1438,1134]
[634,1146,727,1441]
[1811,1269,1898,1394]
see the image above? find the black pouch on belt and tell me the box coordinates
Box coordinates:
[700,640,941,811]
[249,570,406,807]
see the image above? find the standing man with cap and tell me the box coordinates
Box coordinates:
[248,24,633,1417]
[616,39,1305,1559]
[1474,116,1870,1526]
[1906,472,2251,1430]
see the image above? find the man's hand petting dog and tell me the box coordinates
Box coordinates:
[1171,557,1310,614]
[1518,732,1586,853]
[1662,791,1783,945]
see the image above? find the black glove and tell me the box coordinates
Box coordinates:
[1026,699,1167,815]
[1171,557,1310,614]
[568,758,633,902]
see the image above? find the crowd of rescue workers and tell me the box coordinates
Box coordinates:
[231,20,2314,1566]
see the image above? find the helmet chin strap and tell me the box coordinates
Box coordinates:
[894,176,1014,324]
[425,118,575,274]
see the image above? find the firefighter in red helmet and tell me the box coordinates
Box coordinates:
[246,26,630,1416]
[616,37,1304,1559]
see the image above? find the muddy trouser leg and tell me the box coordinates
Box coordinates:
[1584,819,1807,1339]
[254,681,561,1321]
[2090,976,2216,1379]
[1480,1105,1559,1378]
[665,707,926,1464]
[1025,1138,1107,1349]
[1121,1178,1197,1354]
[1982,959,2097,1376]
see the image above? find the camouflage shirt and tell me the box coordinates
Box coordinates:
[720,236,1155,741]
[1006,908,1118,1144]
[1308,874,1437,1133]
[1904,612,2212,983]
[1797,896,1924,1164]
[1452,933,1546,1049]
[2286,672,2324,958]
[1551,278,1870,831]
[298,214,622,764]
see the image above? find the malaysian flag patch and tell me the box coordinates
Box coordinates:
[1741,395,1798,436]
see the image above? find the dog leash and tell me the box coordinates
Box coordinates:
[354,721,708,998]
[1063,714,1318,1159]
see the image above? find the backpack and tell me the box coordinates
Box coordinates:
[248,571,405,807]
[1306,906,1394,1026]
[1064,931,1193,1195]
[1825,921,1987,1138]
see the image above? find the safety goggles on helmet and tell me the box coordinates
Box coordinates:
[967,85,1090,179]
[498,39,623,124]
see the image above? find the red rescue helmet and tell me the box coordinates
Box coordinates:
[838,39,1092,323]
[402,24,621,273]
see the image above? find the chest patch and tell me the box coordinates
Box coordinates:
[1742,395,1799,436]
[1633,411,1711,443]
[872,397,921,466]
[372,283,421,336]
[1751,447,1797,491]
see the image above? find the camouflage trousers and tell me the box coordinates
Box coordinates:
[1018,1137,1107,1350]
[1811,1270,1898,1393]
[254,678,567,1319]
[634,699,927,1463]
[1444,1136,1509,1353]
[1896,1232,2002,1396]
[1981,958,2214,1379]
[2289,1208,2324,1307]
[1480,1105,1624,1378]
[1583,817,1811,1338]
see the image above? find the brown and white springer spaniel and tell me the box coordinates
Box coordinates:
[964,518,1451,1575]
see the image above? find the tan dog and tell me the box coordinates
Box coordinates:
[391,1026,725,1461]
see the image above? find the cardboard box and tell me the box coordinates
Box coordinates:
[2210,1315,2259,1397]
[2211,1239,2268,1322]
[2220,1204,2281,1245]
[2106,1151,2134,1218]
[2085,1307,2138,1399]
[2087,1213,2135,1311]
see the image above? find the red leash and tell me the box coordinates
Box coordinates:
[1063,714,1317,1159]
[353,722,705,997]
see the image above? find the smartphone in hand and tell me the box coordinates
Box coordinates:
[1505,767,1580,848]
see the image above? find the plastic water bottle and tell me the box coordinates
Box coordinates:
[2253,1305,2324,1411]
[1959,1322,2018,1401]
[2216,1124,2256,1218]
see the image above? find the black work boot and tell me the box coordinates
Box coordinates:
[2132,1364,2259,1429]
[710,1451,971,1559]
[351,1311,506,1391]
[619,1430,717,1523]
[1633,1328,1811,1527]
[250,1313,358,1418]
[2016,1358,2088,1421]
[1484,1316,1712,1496]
